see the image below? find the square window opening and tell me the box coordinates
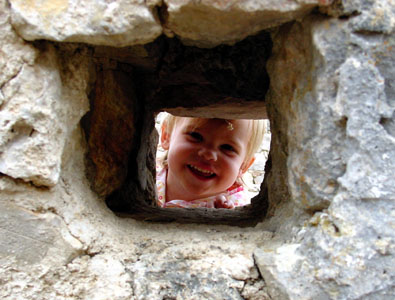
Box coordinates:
[154,112,271,209]
[104,107,273,226]
[83,31,274,225]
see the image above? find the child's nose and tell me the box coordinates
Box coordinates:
[198,147,217,161]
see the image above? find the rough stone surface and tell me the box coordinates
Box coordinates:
[0,202,83,267]
[127,238,270,299]
[0,0,36,89]
[0,0,394,299]
[256,4,395,299]
[9,0,163,47]
[85,68,138,197]
[267,12,395,211]
[163,0,332,48]
[8,0,332,48]
[0,4,90,187]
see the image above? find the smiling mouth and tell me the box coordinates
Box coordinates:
[187,164,216,178]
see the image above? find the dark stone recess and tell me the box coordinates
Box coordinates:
[83,68,140,197]
[85,31,272,225]
[150,31,272,111]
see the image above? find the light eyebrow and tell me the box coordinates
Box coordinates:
[183,124,200,132]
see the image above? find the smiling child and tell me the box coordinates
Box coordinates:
[156,115,265,209]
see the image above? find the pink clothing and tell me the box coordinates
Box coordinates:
[156,165,250,208]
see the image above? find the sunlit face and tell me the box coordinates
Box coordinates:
[161,118,252,202]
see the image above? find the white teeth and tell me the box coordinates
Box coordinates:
[189,165,214,175]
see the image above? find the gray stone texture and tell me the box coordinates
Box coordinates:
[163,0,329,47]
[0,0,394,299]
[0,202,82,266]
[257,1,395,298]
[8,0,163,47]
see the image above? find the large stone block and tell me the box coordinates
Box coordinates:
[256,6,395,300]
[256,196,395,299]
[0,202,83,267]
[0,0,37,89]
[267,11,395,211]
[335,57,395,199]
[163,0,332,47]
[9,0,163,47]
[254,244,328,300]
[126,240,269,299]
[0,44,89,186]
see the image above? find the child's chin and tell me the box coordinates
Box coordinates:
[185,186,216,200]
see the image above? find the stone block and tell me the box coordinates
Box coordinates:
[0,202,83,266]
[9,0,163,47]
[0,0,37,89]
[127,243,263,299]
[0,44,89,187]
[254,244,328,300]
[163,0,332,48]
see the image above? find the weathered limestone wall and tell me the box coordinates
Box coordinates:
[258,5,395,298]
[1,0,394,299]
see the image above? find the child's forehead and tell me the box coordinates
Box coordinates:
[177,117,251,134]
[180,117,216,128]
[179,117,245,127]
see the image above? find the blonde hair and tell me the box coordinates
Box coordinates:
[160,114,266,170]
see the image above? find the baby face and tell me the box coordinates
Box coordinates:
[162,118,251,202]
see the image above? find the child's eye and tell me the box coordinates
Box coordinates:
[221,144,236,152]
[187,131,203,141]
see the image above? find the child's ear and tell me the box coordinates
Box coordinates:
[160,123,171,150]
[240,157,255,174]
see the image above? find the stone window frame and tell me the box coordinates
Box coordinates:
[107,106,272,226]
[88,33,275,226]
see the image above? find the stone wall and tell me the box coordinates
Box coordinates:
[1,0,394,299]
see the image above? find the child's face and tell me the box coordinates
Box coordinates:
[162,118,252,202]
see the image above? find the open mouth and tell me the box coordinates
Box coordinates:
[187,164,216,179]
